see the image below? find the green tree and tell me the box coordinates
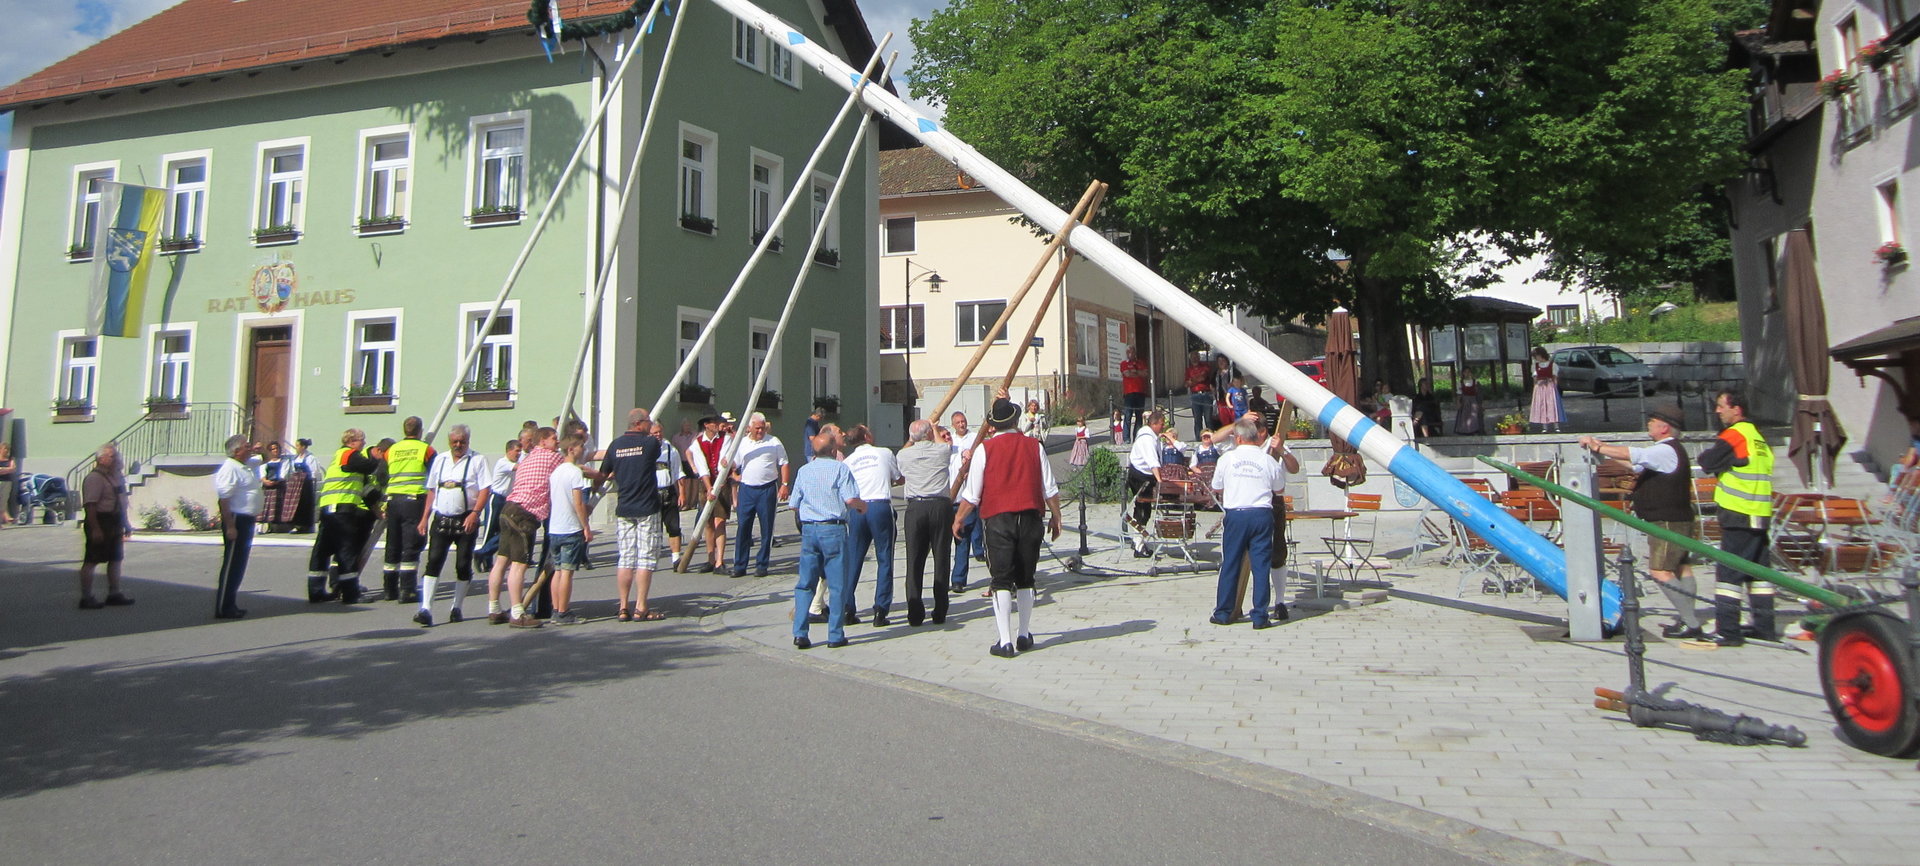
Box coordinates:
[911,0,1761,388]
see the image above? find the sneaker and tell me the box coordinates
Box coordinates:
[103,593,136,606]
[509,615,543,629]
[78,595,105,610]
[488,611,510,625]
[551,611,583,626]
[413,609,434,627]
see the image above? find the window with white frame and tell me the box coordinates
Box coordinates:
[955,300,1008,345]
[749,152,782,244]
[361,132,411,225]
[163,156,207,245]
[883,216,916,255]
[1073,311,1100,375]
[732,17,762,70]
[348,312,400,397]
[460,304,518,392]
[812,331,839,401]
[473,117,526,215]
[770,41,798,87]
[680,125,717,229]
[57,332,99,408]
[810,172,840,254]
[880,305,924,353]
[1546,305,1580,327]
[678,308,715,387]
[71,166,114,252]
[749,320,779,390]
[258,145,305,231]
[150,327,192,401]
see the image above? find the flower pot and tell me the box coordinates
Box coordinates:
[469,211,522,226]
[1286,431,1310,440]
[348,395,394,407]
[1498,424,1525,435]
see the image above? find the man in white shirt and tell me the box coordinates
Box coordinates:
[1125,410,1168,556]
[947,411,985,593]
[212,434,263,620]
[545,435,594,625]
[1209,416,1290,629]
[725,413,791,577]
[413,424,492,627]
[841,424,904,625]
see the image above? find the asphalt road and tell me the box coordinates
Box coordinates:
[0,525,1490,865]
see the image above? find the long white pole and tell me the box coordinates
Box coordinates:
[554,3,691,428]
[672,56,887,572]
[701,0,1615,624]
[423,0,670,442]
[642,33,893,422]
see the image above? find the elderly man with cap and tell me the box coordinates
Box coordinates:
[1580,404,1703,639]
[953,394,1063,658]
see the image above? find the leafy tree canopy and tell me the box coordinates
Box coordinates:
[911,0,1765,381]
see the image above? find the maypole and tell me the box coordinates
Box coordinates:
[702,0,1612,623]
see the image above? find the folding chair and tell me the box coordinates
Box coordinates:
[1452,521,1509,597]
[1322,492,1385,582]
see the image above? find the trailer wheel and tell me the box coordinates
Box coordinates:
[1819,610,1920,757]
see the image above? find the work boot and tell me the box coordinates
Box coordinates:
[307,572,337,603]
[383,572,399,602]
[1713,590,1742,644]
[338,578,364,605]
[400,571,419,605]
[1750,593,1777,641]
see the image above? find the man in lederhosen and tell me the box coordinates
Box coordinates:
[953,397,1063,658]
[1124,410,1167,557]
[413,423,492,626]
[1580,405,1703,639]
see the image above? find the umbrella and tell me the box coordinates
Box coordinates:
[1322,306,1366,488]
[1782,228,1845,486]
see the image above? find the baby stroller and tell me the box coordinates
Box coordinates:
[19,473,69,525]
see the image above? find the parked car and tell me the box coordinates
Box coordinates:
[1291,357,1328,386]
[1550,345,1654,395]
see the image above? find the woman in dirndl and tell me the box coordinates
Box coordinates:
[1528,347,1563,433]
[1453,368,1484,435]
[1068,417,1091,468]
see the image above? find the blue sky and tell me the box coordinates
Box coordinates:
[0,0,947,170]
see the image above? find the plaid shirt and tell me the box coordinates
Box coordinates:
[507,445,564,520]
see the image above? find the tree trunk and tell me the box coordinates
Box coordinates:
[1353,274,1415,394]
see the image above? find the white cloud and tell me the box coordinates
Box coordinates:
[0,0,181,93]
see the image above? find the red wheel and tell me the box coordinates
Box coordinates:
[1819,610,1920,757]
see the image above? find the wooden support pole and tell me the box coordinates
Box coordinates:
[926,180,1104,425]
[998,183,1108,393]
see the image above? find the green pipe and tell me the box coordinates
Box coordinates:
[1477,456,1853,610]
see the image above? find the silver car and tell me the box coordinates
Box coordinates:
[1550,345,1654,395]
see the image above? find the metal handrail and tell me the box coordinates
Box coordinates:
[64,402,252,510]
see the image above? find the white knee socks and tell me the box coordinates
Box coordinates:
[992,590,1014,646]
[418,577,438,612]
[450,578,470,614]
[1016,588,1034,639]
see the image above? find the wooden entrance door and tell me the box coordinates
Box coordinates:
[248,326,293,446]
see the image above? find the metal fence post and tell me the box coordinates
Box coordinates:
[1560,444,1607,640]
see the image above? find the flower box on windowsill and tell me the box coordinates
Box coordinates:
[460,389,512,404]
[158,237,201,254]
[468,209,523,227]
[348,394,395,408]
[53,403,93,418]
[752,231,783,252]
[812,395,840,415]
[52,411,95,424]
[67,247,93,262]
[680,214,716,235]
[355,219,406,236]
[678,384,714,406]
[145,400,188,419]
[755,391,782,412]
[252,227,300,246]
[813,248,840,268]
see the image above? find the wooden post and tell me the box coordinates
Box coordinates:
[999,183,1108,393]
[926,180,1104,425]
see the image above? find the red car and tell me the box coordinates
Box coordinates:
[1291,358,1328,386]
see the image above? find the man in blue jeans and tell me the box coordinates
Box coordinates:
[790,425,866,649]
[1208,416,1295,628]
[946,413,986,593]
[727,412,791,578]
[840,425,902,624]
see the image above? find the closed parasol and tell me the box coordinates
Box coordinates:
[1322,306,1365,486]
[1782,228,1845,486]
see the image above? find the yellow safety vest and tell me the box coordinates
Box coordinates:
[386,438,431,496]
[1712,421,1774,518]
[319,447,371,509]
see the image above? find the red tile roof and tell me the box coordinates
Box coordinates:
[879,146,983,196]
[0,1,641,109]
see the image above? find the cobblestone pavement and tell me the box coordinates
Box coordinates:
[715,513,1920,866]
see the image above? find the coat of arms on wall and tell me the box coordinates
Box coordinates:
[251,262,295,314]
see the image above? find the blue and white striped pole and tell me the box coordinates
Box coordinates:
[705,0,1620,625]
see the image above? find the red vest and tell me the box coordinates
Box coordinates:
[979,431,1045,519]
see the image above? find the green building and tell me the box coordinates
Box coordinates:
[0,0,886,505]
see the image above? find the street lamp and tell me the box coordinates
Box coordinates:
[903,258,945,425]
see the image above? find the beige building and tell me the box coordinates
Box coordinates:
[876,146,1196,427]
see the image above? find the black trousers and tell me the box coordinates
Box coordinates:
[984,509,1044,592]
[1126,467,1155,527]
[1123,392,1146,439]
[1715,517,1775,636]
[904,497,954,620]
[383,495,426,569]
[321,507,374,577]
[424,512,477,580]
